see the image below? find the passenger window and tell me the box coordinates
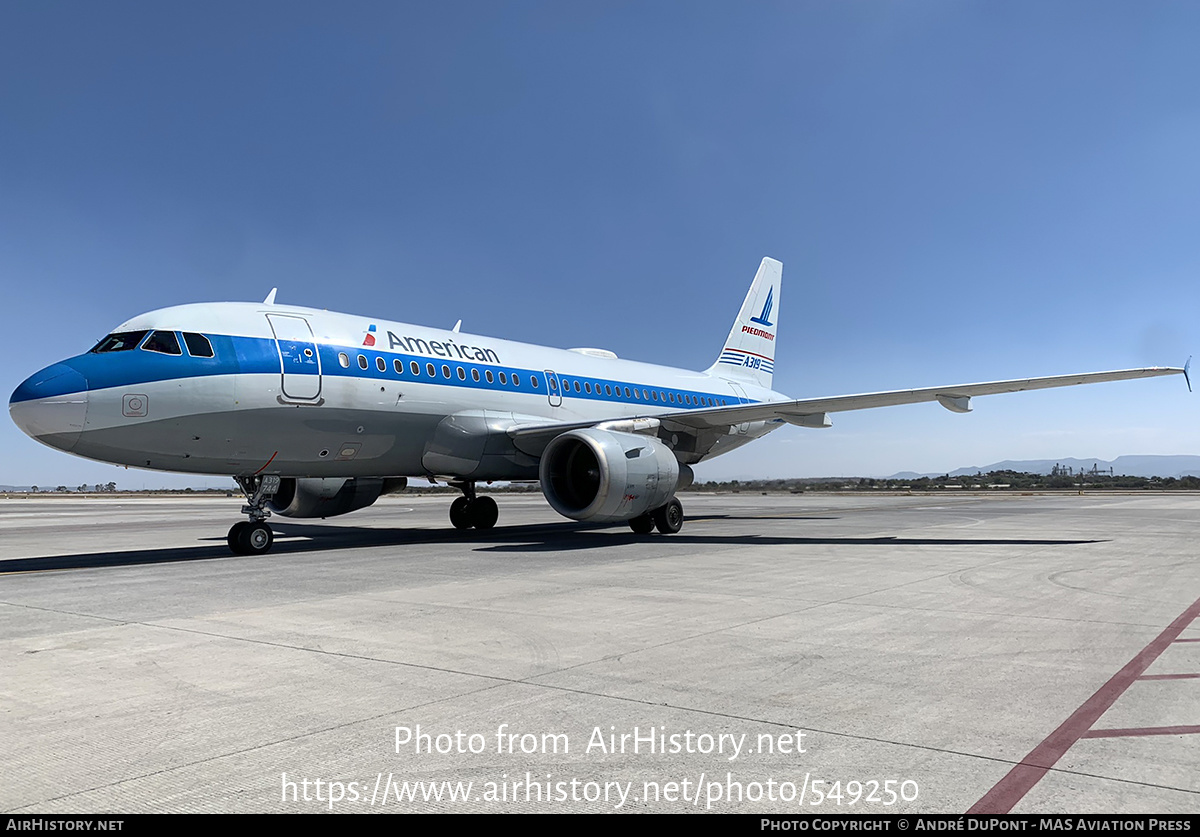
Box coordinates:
[584,382,592,394]
[623,387,630,398]
[426,363,436,377]
[472,369,480,382]
[441,364,450,378]
[485,370,494,384]
[339,352,350,368]
[142,330,182,355]
[573,381,581,393]
[358,355,368,370]
[376,357,386,372]
[394,359,403,374]
[531,376,539,388]
[549,377,557,391]
[457,367,466,380]
[183,332,214,358]
[91,331,149,353]
[499,371,507,385]
[411,361,420,376]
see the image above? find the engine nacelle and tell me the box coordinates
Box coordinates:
[539,429,687,522]
[267,477,407,518]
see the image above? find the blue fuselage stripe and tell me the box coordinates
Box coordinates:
[14,334,751,410]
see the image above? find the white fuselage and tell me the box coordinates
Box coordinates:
[10,301,786,481]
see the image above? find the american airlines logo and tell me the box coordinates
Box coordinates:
[363,324,377,347]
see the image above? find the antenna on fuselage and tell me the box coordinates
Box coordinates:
[263,288,278,305]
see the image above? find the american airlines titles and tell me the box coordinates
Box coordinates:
[387,331,501,364]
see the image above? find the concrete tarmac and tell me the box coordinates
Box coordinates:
[1,491,1197,814]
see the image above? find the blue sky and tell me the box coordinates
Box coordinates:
[2,1,1197,487]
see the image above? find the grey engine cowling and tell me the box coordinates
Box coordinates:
[539,429,691,522]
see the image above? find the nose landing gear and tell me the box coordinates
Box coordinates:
[228,475,280,555]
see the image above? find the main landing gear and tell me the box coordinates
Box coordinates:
[448,481,498,530]
[628,497,684,535]
[228,475,280,556]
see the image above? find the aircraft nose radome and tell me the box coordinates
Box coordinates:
[9,363,89,452]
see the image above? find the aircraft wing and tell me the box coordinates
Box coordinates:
[507,366,1187,457]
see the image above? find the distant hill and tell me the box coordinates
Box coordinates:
[890,455,1200,480]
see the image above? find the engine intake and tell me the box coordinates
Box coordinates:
[267,477,407,518]
[539,429,687,522]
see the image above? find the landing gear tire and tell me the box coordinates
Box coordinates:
[469,496,498,530]
[449,495,498,530]
[628,514,654,534]
[227,521,249,553]
[652,498,684,535]
[238,521,274,555]
[228,475,280,555]
[449,496,473,530]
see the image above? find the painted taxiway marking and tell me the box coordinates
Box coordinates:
[968,593,1200,814]
[1081,725,1200,738]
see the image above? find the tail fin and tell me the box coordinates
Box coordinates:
[704,257,781,389]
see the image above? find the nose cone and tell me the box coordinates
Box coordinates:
[10,363,89,452]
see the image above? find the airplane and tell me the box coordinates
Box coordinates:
[9,258,1190,556]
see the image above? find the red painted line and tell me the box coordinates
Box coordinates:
[722,346,774,361]
[253,451,279,475]
[1139,673,1200,680]
[1081,725,1200,738]
[968,594,1200,815]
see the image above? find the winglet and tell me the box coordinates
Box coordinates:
[1185,356,1192,393]
[263,288,278,305]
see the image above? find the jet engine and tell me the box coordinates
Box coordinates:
[267,477,408,518]
[539,428,690,522]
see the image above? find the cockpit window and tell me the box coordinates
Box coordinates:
[90,331,149,353]
[141,330,182,355]
[182,332,214,358]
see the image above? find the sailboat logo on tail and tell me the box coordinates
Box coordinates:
[749,286,774,327]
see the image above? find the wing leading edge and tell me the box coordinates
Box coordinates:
[508,366,1186,455]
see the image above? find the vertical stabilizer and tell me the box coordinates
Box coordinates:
[704,257,781,389]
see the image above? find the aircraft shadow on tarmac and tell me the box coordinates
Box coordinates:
[2,516,1106,573]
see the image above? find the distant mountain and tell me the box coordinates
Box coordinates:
[889,455,1200,480]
